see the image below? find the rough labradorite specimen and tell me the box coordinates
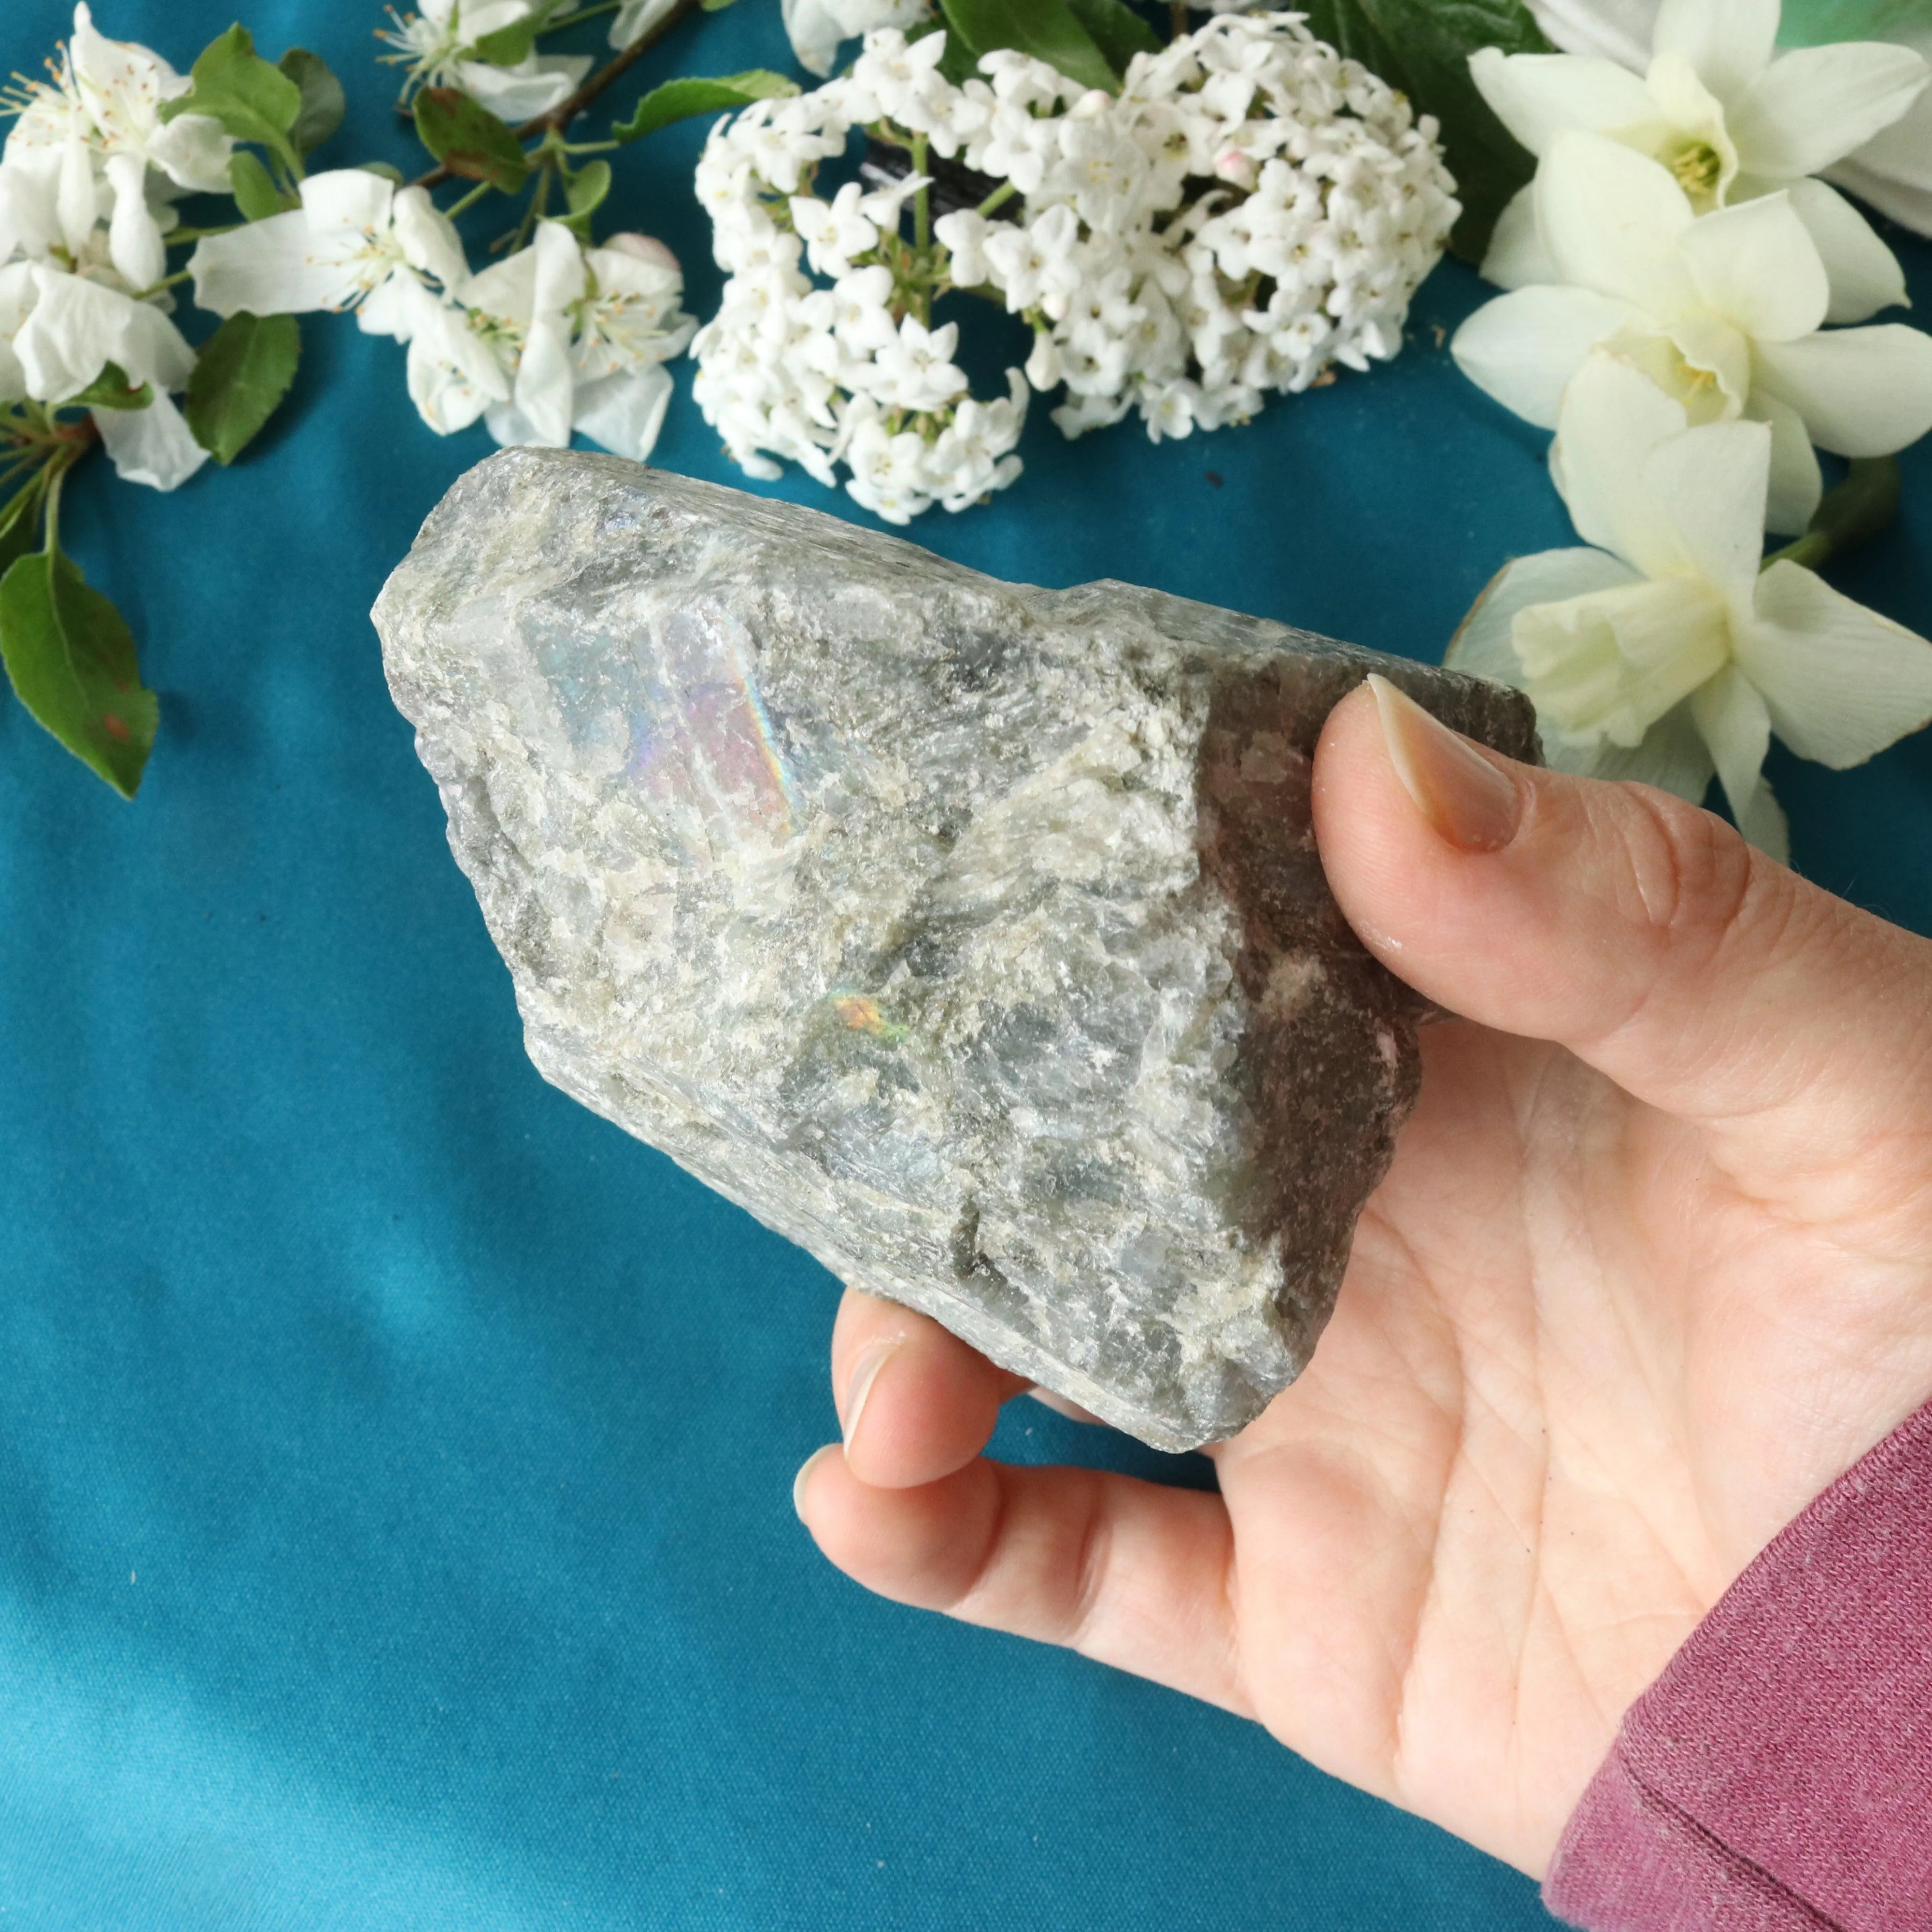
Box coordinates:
[374,451,1538,1451]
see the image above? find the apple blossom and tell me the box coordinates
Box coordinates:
[379,0,590,120]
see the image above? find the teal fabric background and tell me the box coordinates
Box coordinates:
[5,4,1931,1927]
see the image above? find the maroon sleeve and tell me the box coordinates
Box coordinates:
[1544,1397,1932,1932]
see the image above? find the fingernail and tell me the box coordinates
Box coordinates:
[840,1340,900,1456]
[793,1444,837,1522]
[1366,673,1522,853]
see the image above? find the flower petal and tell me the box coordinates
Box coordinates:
[1537,131,1696,310]
[14,266,117,398]
[191,208,360,317]
[1524,0,1656,73]
[1638,416,1769,592]
[1550,697,1718,802]
[1780,177,1907,325]
[1751,322,1932,455]
[1742,559,1932,768]
[1651,0,1777,103]
[611,0,685,49]
[103,152,165,292]
[572,364,674,462]
[1677,191,1828,342]
[1451,284,1637,428]
[1689,665,1786,861]
[1825,84,1932,240]
[392,186,471,294]
[1479,183,1558,289]
[0,164,61,261]
[1446,546,1643,690]
[454,54,592,122]
[1745,391,1822,535]
[117,295,195,391]
[145,111,234,194]
[1549,349,1693,570]
[92,391,208,492]
[1729,42,1930,180]
[1468,48,1655,157]
[299,168,396,239]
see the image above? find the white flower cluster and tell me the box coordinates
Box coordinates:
[192,171,695,463]
[0,3,236,491]
[943,18,1458,440]
[379,0,590,121]
[690,79,1027,524]
[690,14,1456,520]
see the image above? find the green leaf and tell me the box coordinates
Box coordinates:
[1778,0,1932,45]
[612,71,798,143]
[185,312,301,465]
[701,0,747,10]
[1299,0,1549,259]
[565,158,612,230]
[67,362,153,412]
[228,148,294,219]
[162,24,303,170]
[413,86,530,190]
[1065,0,1160,72]
[470,15,542,65]
[0,545,157,798]
[938,0,1121,93]
[279,47,345,156]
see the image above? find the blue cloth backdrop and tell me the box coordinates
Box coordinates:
[5,2,1931,1926]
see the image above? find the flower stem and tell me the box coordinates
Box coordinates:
[1170,1,1188,38]
[975,180,1016,218]
[911,132,930,251]
[134,268,192,300]
[444,179,494,218]
[1762,456,1901,575]
[411,0,706,190]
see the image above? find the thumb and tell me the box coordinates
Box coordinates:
[1312,676,1932,1191]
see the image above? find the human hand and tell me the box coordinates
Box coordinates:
[792,675,1932,1877]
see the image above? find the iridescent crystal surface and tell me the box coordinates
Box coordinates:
[374,452,1538,1449]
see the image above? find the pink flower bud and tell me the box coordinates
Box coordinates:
[1212,148,1257,190]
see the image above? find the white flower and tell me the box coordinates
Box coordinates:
[1474,0,1928,322]
[9,261,206,489]
[190,170,469,339]
[1524,0,1932,243]
[785,0,929,82]
[3,5,233,290]
[864,313,966,411]
[1451,131,1932,534]
[791,183,878,278]
[379,0,590,120]
[1448,352,1932,864]
[425,224,691,460]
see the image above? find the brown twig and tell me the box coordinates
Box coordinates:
[411,0,706,190]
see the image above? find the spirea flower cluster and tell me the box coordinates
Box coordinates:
[692,14,1458,522]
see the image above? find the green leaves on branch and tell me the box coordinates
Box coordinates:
[1298,0,1550,259]
[186,313,301,466]
[414,87,530,190]
[0,536,157,800]
[937,0,1124,94]
[613,71,797,144]
[228,149,294,219]
[1065,0,1161,74]
[280,47,345,157]
[162,24,305,178]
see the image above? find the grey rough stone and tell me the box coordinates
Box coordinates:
[374,451,1538,1451]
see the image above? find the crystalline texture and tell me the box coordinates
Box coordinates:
[374,452,1539,1451]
